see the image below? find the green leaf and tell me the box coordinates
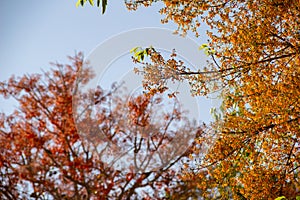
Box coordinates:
[81,0,86,6]
[130,47,140,54]
[137,51,145,61]
[210,49,216,54]
[130,46,153,61]
[210,107,216,115]
[199,43,208,50]
[76,0,106,14]
[76,0,81,7]
[88,0,94,6]
[134,51,141,58]
[102,0,107,14]
[199,43,215,55]
[204,49,210,56]
[143,49,148,56]
[296,196,300,200]
[275,197,286,200]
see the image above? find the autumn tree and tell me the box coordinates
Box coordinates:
[4,0,299,198]
[0,53,205,199]
[122,0,300,199]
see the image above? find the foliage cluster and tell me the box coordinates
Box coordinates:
[0,0,299,199]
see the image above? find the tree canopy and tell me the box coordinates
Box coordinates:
[0,0,299,199]
[125,0,300,199]
[0,53,206,199]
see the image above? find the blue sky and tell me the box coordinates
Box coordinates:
[0,1,216,122]
[0,1,171,80]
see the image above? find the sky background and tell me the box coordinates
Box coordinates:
[0,1,214,121]
[0,1,171,79]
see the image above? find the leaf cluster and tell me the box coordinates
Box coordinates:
[76,0,107,14]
